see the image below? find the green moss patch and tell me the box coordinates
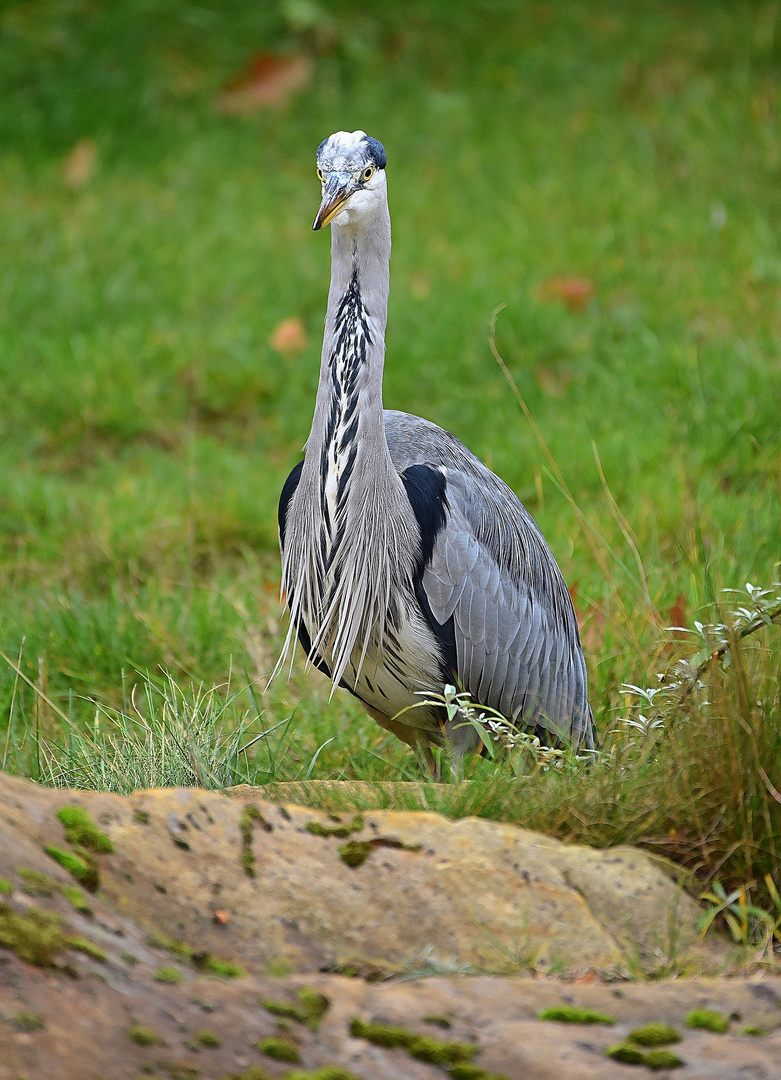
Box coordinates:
[56,805,114,853]
[256,1036,301,1063]
[148,931,245,978]
[127,1024,164,1046]
[44,846,99,891]
[158,1064,199,1080]
[605,1043,647,1065]
[686,1008,729,1033]
[8,1010,45,1032]
[742,1025,768,1036]
[285,1069,363,1080]
[305,814,364,839]
[538,1005,615,1025]
[297,987,330,1029]
[197,954,246,978]
[262,987,329,1031]
[0,878,12,896]
[17,868,58,896]
[606,1043,684,1069]
[628,1023,681,1046]
[68,935,107,961]
[62,885,93,916]
[0,901,68,966]
[338,835,422,868]
[263,998,307,1023]
[133,809,151,824]
[149,930,194,960]
[424,1014,452,1029]
[448,1066,509,1080]
[219,1068,270,1080]
[154,964,184,984]
[240,804,273,878]
[349,1018,478,1067]
[14,868,93,916]
[339,840,374,868]
[193,1029,221,1047]
[644,1049,684,1069]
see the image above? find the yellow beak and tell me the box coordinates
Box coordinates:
[313,175,354,231]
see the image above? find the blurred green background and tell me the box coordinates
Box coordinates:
[0,0,779,766]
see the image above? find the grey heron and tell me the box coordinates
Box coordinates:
[278,130,595,763]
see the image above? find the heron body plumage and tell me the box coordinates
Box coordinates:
[279,130,595,760]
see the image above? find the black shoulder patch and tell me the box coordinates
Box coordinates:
[278,460,304,548]
[401,464,448,569]
[401,464,457,683]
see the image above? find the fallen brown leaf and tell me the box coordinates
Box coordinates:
[568,582,606,652]
[270,317,308,356]
[62,139,97,189]
[409,271,431,300]
[534,364,573,397]
[668,593,688,639]
[535,275,595,313]
[215,53,313,115]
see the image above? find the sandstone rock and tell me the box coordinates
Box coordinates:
[0,773,721,980]
[1,773,779,1080]
[1,944,780,1079]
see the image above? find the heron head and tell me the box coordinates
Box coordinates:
[313,130,387,231]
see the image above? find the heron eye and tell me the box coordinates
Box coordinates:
[317,167,325,181]
[362,165,374,182]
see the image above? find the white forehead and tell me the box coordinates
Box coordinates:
[317,129,370,171]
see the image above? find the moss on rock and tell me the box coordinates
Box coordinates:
[424,1014,452,1029]
[197,954,246,978]
[644,1049,684,1069]
[9,1010,45,1032]
[62,885,93,916]
[68,935,107,961]
[349,1018,477,1066]
[607,1043,684,1069]
[339,841,374,868]
[127,1024,163,1046]
[240,804,272,878]
[261,998,306,1023]
[628,1022,681,1046]
[285,1069,363,1080]
[193,1029,221,1048]
[44,845,99,891]
[305,814,364,839]
[297,987,330,1030]
[0,901,68,966]
[262,988,330,1031]
[219,1068,270,1080]
[449,1066,510,1080]
[256,1036,301,1063]
[686,1008,729,1033]
[17,868,58,896]
[148,930,244,978]
[56,805,114,853]
[605,1043,646,1064]
[154,964,183,984]
[538,1005,615,1025]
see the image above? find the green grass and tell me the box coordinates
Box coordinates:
[0,0,780,936]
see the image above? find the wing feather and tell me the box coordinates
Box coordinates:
[387,410,594,746]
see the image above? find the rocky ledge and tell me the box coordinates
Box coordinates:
[0,772,778,1079]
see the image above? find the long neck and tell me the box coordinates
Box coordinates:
[308,199,392,461]
[282,188,417,686]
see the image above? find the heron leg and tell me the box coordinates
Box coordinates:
[361,703,443,780]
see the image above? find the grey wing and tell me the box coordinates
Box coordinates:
[421,468,594,748]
